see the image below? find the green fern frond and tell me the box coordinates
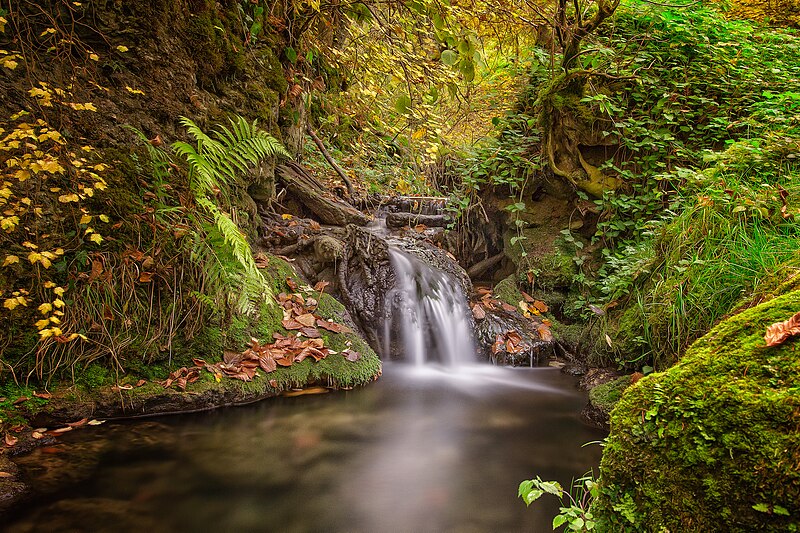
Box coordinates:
[174,115,289,314]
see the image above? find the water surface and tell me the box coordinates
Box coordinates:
[7,364,605,532]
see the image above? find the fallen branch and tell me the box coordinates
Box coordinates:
[467,251,505,279]
[307,126,356,198]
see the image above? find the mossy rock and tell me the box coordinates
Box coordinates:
[503,227,577,291]
[589,374,632,414]
[594,290,800,531]
[493,275,524,307]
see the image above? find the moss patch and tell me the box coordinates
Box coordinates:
[493,275,524,307]
[588,375,632,414]
[594,290,800,531]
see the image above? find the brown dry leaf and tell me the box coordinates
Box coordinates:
[492,334,504,355]
[224,350,243,365]
[139,272,154,283]
[66,418,89,428]
[268,379,279,388]
[258,355,277,373]
[527,271,535,285]
[537,324,554,342]
[764,311,800,347]
[31,431,45,439]
[316,319,344,333]
[520,291,535,304]
[135,379,147,387]
[532,300,549,313]
[542,318,553,327]
[281,387,329,397]
[192,358,206,368]
[282,318,303,330]
[0,472,13,478]
[286,277,299,291]
[296,313,317,327]
[313,280,330,292]
[300,327,321,338]
[414,224,427,233]
[471,304,486,320]
[89,259,104,281]
[501,302,516,313]
[4,433,18,447]
[254,252,270,268]
[48,427,73,435]
[342,349,360,362]
[12,397,29,405]
[33,391,52,400]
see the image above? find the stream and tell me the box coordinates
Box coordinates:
[5,364,604,532]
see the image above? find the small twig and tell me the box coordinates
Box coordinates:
[306,125,356,198]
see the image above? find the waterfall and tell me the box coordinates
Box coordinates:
[384,247,476,366]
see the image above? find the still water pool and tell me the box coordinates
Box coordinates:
[7,364,605,532]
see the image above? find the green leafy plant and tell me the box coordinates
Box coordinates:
[171,116,289,314]
[519,473,600,531]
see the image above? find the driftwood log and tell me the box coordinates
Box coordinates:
[385,212,452,229]
[276,162,369,226]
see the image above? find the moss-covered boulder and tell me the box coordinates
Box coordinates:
[594,290,800,531]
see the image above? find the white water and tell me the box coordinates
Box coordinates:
[384,247,476,366]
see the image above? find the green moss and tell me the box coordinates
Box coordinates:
[493,275,523,307]
[504,227,577,291]
[589,375,632,414]
[79,364,112,388]
[594,290,800,532]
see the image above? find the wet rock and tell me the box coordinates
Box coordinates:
[475,308,554,366]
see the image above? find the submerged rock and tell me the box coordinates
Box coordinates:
[594,290,800,531]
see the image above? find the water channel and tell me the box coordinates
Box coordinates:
[6,364,604,532]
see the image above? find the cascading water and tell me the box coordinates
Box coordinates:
[383,247,476,366]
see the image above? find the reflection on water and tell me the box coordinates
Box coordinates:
[7,365,605,532]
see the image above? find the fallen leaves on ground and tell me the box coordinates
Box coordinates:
[4,433,18,447]
[764,311,800,347]
[472,288,552,341]
[162,366,200,391]
[492,330,528,356]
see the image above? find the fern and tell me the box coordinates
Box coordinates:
[173,115,288,314]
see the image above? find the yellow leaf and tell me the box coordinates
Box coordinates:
[35,319,50,329]
[43,281,56,288]
[3,255,19,267]
[14,170,30,182]
[94,181,107,190]
[89,233,103,244]
[20,197,31,205]
[53,287,65,296]
[53,298,65,308]
[115,45,129,53]
[58,193,80,203]
[40,28,57,37]
[22,241,38,249]
[38,303,53,314]
[281,214,293,220]
[82,187,94,197]
[99,214,110,223]
[28,251,42,263]
[0,216,19,231]
[89,53,99,61]
[79,214,92,225]
[3,298,19,310]
[51,327,63,336]
[38,328,53,338]
[49,316,61,324]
